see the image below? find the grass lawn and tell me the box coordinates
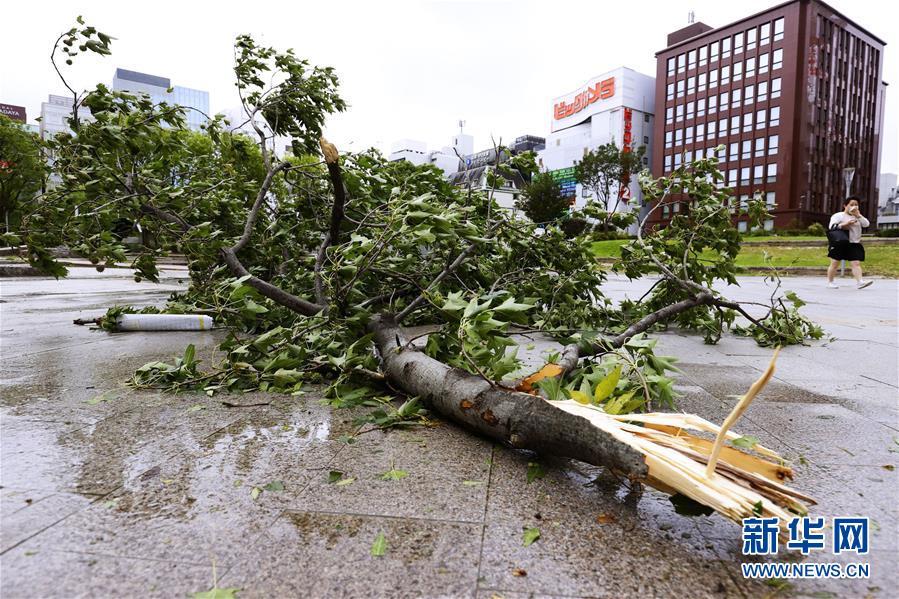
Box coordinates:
[590,240,899,278]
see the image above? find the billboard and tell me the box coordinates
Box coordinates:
[0,103,26,122]
[551,76,617,133]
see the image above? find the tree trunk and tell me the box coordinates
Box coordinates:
[367,313,649,479]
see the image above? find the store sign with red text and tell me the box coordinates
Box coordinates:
[551,76,616,132]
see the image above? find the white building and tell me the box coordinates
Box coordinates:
[39,94,93,139]
[112,69,209,131]
[388,133,470,176]
[538,67,656,218]
[877,173,898,230]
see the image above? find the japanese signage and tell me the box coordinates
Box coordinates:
[807,38,820,103]
[554,78,614,121]
[0,103,26,122]
[550,167,577,199]
[622,108,634,153]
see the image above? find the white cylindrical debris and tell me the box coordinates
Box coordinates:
[115,314,214,331]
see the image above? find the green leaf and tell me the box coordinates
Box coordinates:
[731,435,760,450]
[752,500,764,516]
[522,527,541,547]
[593,364,621,403]
[526,462,545,484]
[335,477,355,487]
[187,404,206,413]
[250,487,262,500]
[327,470,344,484]
[567,389,590,405]
[262,480,284,492]
[190,587,241,599]
[370,532,387,557]
[381,468,408,481]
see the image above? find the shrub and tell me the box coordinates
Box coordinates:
[807,222,826,236]
[559,217,588,238]
[875,228,899,237]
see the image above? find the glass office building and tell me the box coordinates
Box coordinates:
[112,68,210,131]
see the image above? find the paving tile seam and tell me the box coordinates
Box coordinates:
[859,374,899,389]
[472,444,496,597]
[3,545,226,570]
[0,491,117,557]
[280,507,485,527]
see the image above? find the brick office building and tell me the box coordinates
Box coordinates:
[650,0,886,231]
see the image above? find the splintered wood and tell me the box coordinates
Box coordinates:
[551,349,815,530]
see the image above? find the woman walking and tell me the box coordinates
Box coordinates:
[827,196,872,289]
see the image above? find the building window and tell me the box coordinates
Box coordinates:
[673,202,681,213]
[764,218,774,231]
[709,68,719,88]
[674,153,682,168]
[686,126,694,144]
[774,17,784,41]
[738,221,748,232]
[757,80,769,102]
[644,113,650,122]
[699,45,708,67]
[728,168,737,186]
[747,27,757,51]
[696,123,705,142]
[720,91,729,107]
[755,137,765,157]
[707,120,717,138]
[710,40,720,62]
[687,76,696,95]
[760,23,771,46]
[744,84,755,105]
[717,145,726,160]
[770,106,780,126]
[772,77,782,99]
[667,83,674,100]
[768,134,779,155]
[678,53,686,73]
[742,140,752,159]
[663,204,670,218]
[718,117,727,137]
[746,57,756,78]
[668,57,676,76]
[740,167,750,186]
[743,111,753,132]
[697,97,706,117]
[767,162,777,182]
[676,104,684,122]
[766,191,776,206]
[708,95,718,114]
[721,65,731,85]
[688,49,697,70]
[759,53,770,74]
[698,72,707,92]
[734,32,744,54]
[666,106,674,124]
[677,79,685,98]
[773,48,783,70]
[643,135,649,144]
[665,155,673,171]
[675,128,683,145]
[756,108,767,129]
[753,165,764,184]
[684,150,693,162]
[733,61,743,82]
[730,116,740,134]
[665,131,673,148]
[686,101,695,120]
[729,142,738,161]
[731,89,742,108]
[722,37,732,59]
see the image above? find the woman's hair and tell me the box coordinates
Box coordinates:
[844,195,861,208]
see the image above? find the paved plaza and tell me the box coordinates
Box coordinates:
[1,268,897,598]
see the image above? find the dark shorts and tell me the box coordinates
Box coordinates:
[828,242,865,262]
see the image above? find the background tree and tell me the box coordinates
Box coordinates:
[0,115,44,233]
[515,171,568,225]
[574,142,645,232]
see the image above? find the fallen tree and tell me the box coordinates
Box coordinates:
[10,20,823,533]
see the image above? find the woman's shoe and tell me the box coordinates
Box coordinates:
[857,280,873,289]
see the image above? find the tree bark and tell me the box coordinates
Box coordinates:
[368,313,649,478]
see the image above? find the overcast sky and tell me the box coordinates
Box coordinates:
[2,0,896,174]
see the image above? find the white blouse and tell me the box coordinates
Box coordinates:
[829,211,869,244]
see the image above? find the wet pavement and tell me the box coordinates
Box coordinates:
[1,269,897,598]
